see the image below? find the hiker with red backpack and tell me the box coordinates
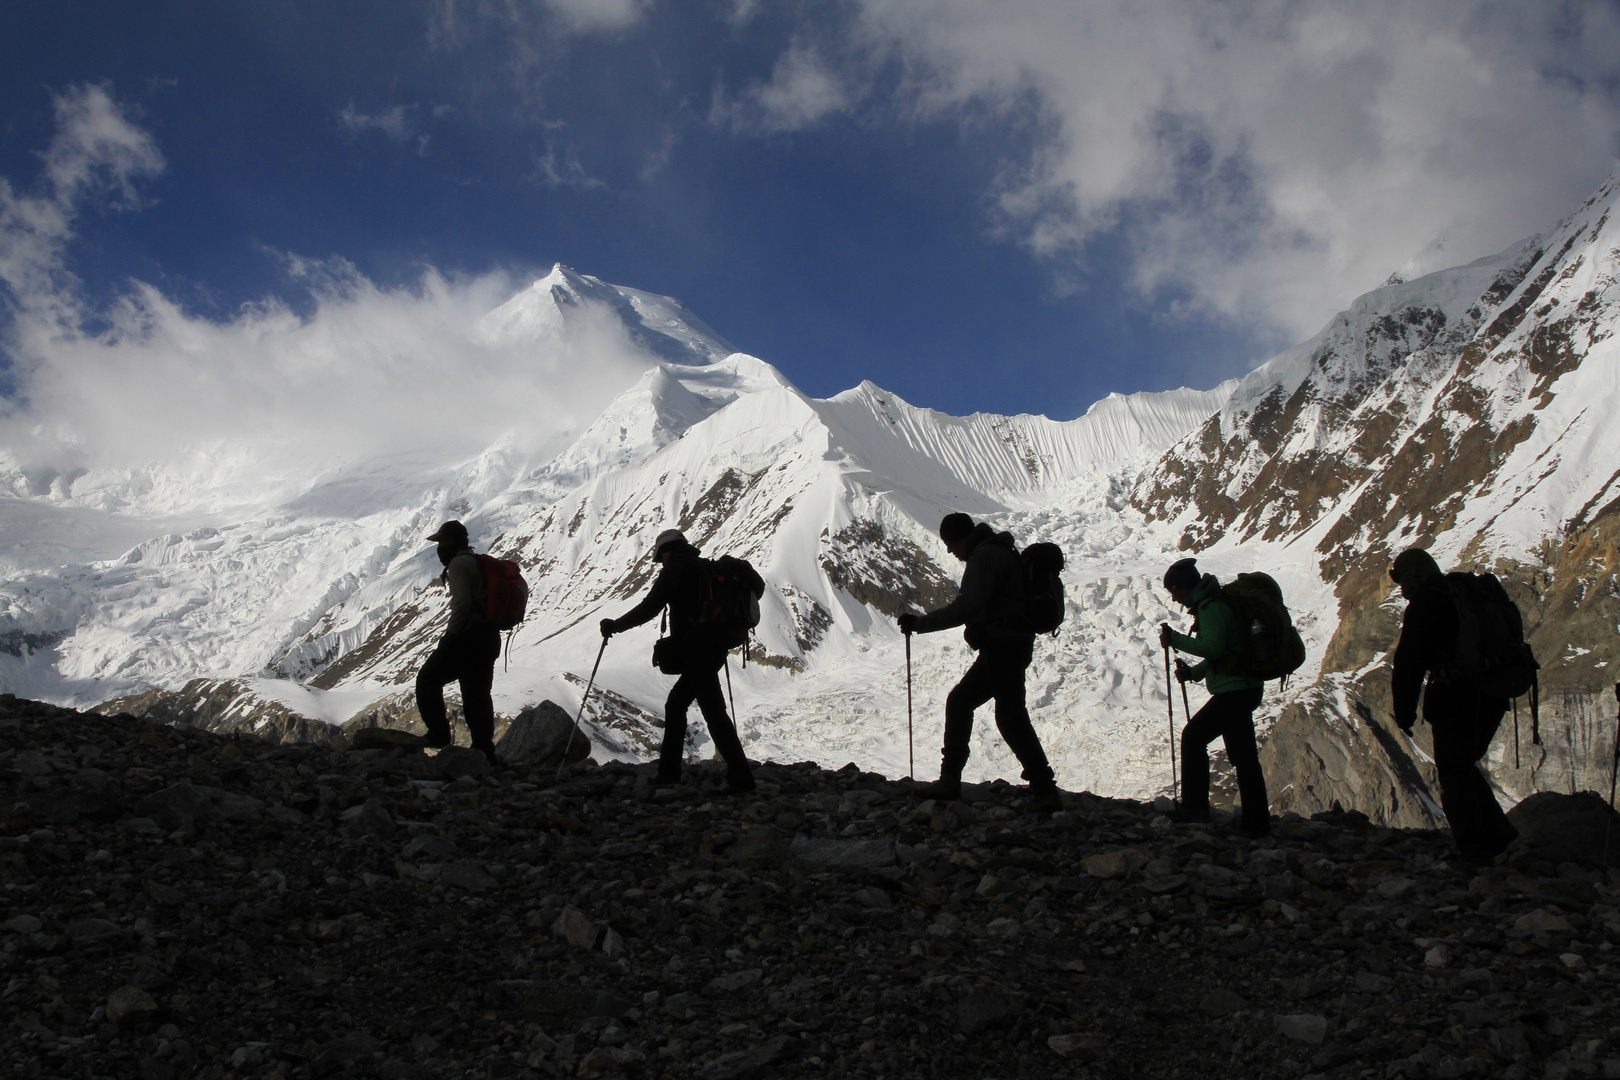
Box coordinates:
[1159,557,1290,837]
[898,513,1064,813]
[1389,547,1523,863]
[417,520,529,765]
[600,529,761,796]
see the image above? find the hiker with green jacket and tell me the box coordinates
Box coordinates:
[1158,557,1270,836]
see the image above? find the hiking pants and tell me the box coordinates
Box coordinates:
[659,652,753,786]
[1181,686,1267,831]
[416,626,501,751]
[1428,694,1517,860]
[941,637,1055,788]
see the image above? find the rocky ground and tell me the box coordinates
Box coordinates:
[5,694,1620,1080]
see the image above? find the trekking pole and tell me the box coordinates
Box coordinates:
[1512,697,1521,770]
[1164,644,1178,806]
[724,657,737,726]
[905,630,915,809]
[557,636,608,781]
[1605,683,1620,867]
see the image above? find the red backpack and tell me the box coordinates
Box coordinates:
[474,554,530,631]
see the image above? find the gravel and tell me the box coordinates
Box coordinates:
[5,693,1620,1079]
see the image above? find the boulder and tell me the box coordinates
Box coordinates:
[106,985,160,1027]
[957,990,1017,1034]
[494,701,591,766]
[431,746,491,780]
[350,728,427,751]
[1081,847,1148,879]
[788,837,896,871]
[1507,791,1620,865]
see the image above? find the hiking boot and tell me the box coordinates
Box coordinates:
[719,779,757,797]
[422,730,453,750]
[1236,819,1271,839]
[1167,807,1210,825]
[473,744,499,767]
[1029,785,1063,813]
[913,777,962,802]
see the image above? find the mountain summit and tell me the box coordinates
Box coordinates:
[5,173,1620,819]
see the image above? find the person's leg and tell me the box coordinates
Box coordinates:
[1432,700,1516,860]
[691,658,753,790]
[659,675,699,783]
[1218,686,1269,833]
[1177,694,1231,820]
[415,640,461,746]
[987,639,1056,790]
[934,652,996,790]
[458,627,501,761]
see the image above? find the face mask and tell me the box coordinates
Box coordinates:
[436,541,458,567]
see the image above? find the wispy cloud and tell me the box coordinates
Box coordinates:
[712,42,854,134]
[0,84,164,310]
[0,88,656,516]
[530,140,608,190]
[826,0,1620,340]
[430,0,651,42]
[337,103,432,154]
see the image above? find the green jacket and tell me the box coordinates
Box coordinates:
[1166,578,1263,694]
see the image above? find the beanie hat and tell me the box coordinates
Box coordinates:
[653,529,688,558]
[939,513,975,544]
[1389,547,1442,587]
[1163,557,1200,592]
[426,520,469,546]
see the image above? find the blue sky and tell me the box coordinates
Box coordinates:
[3,1,1619,447]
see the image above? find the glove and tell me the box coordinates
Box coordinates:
[1158,623,1173,649]
[599,618,617,639]
[1173,658,1194,684]
[1396,715,1415,735]
[897,613,918,635]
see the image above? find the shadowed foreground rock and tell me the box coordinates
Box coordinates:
[6,694,1620,1079]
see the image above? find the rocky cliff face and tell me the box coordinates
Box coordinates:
[1138,174,1620,824]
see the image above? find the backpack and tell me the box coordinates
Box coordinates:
[1214,572,1306,681]
[474,554,530,631]
[695,555,765,650]
[1440,571,1538,700]
[1019,542,1067,635]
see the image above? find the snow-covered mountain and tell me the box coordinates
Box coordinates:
[1136,172,1620,823]
[0,262,1239,797]
[5,169,1619,820]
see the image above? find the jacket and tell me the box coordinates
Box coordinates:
[1392,574,1489,727]
[910,523,1032,648]
[1167,576,1263,694]
[609,544,708,642]
[442,549,490,638]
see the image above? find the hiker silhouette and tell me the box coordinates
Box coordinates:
[601,529,757,796]
[1389,547,1520,863]
[416,520,502,764]
[1159,557,1271,837]
[898,513,1060,811]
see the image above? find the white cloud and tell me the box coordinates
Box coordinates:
[541,0,650,33]
[531,141,609,190]
[430,0,651,41]
[713,42,854,134]
[839,0,1620,340]
[0,89,657,517]
[0,84,163,310]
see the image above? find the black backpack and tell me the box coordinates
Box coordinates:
[695,555,766,650]
[1214,572,1307,682]
[1440,571,1538,701]
[1018,542,1067,635]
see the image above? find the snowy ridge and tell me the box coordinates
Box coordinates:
[14,161,1620,807]
[0,259,1239,797]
